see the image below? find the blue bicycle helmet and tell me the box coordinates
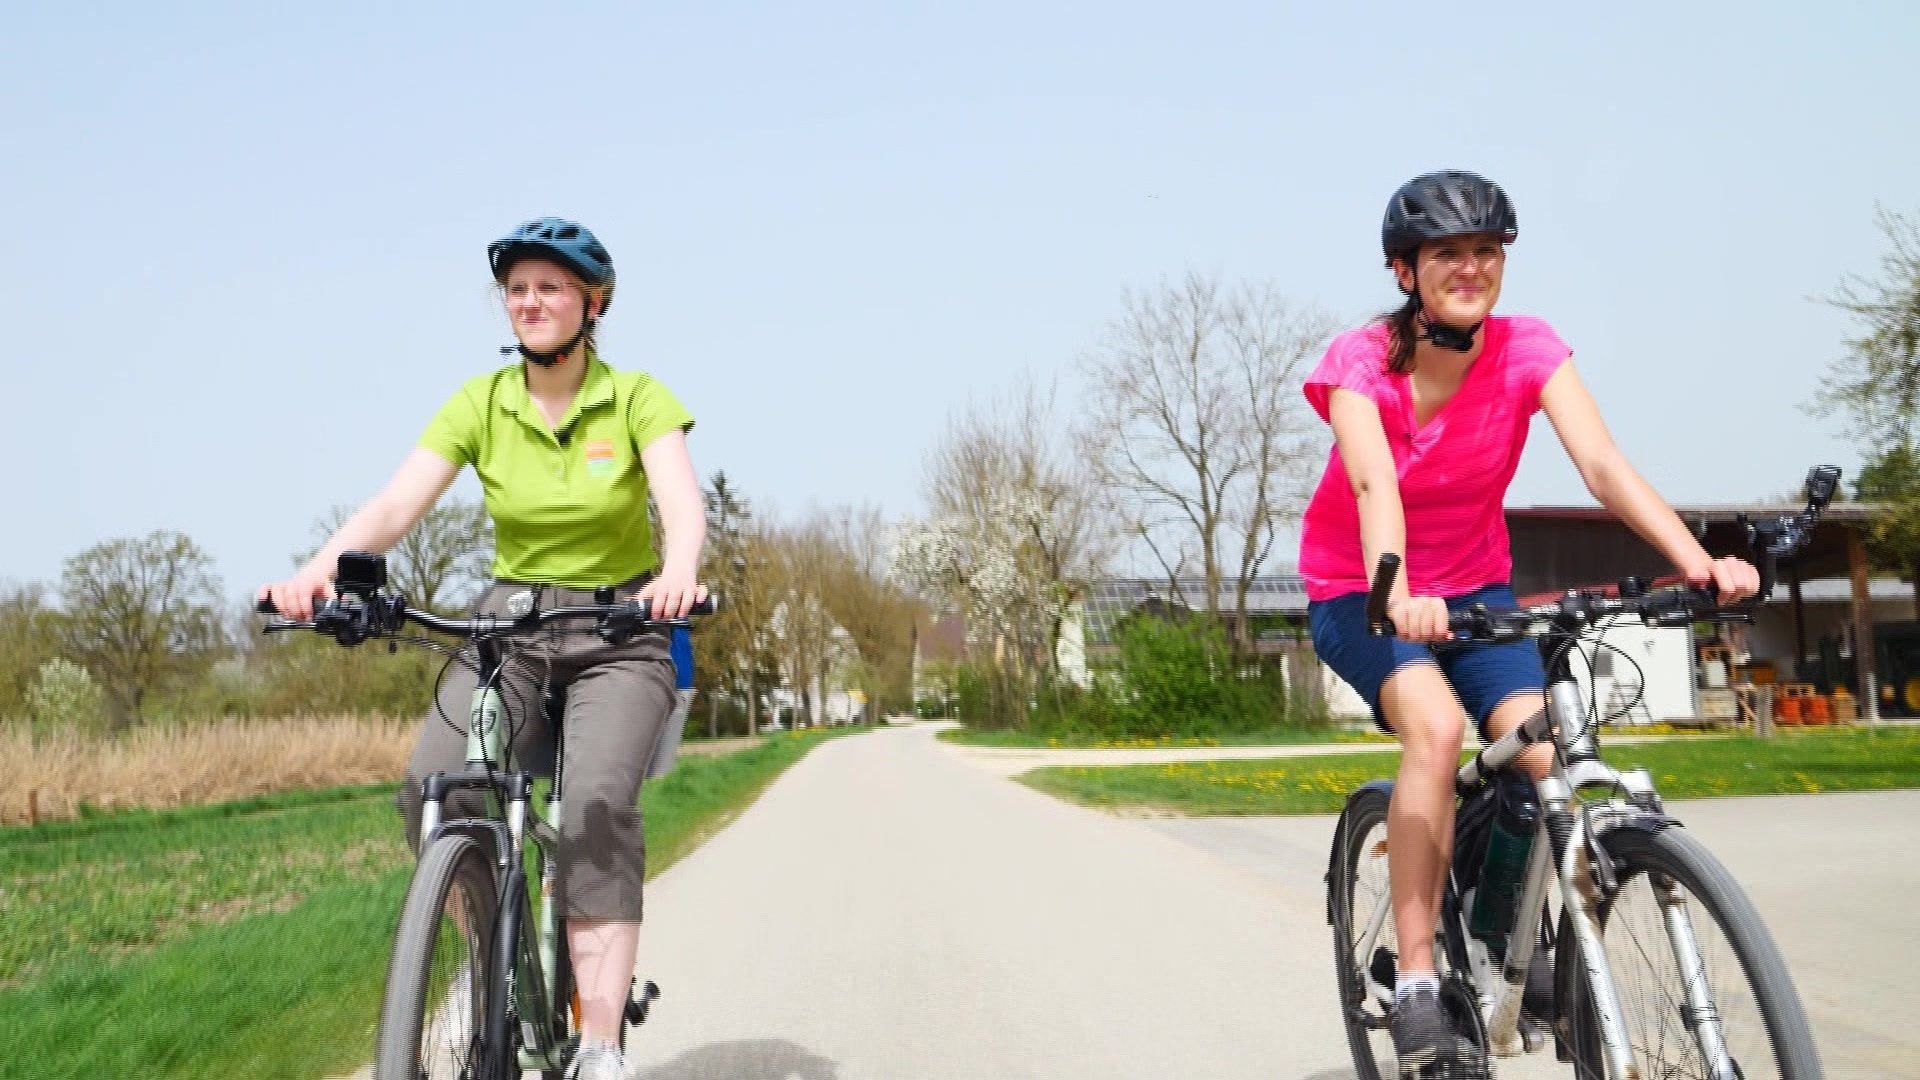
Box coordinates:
[488,216,616,312]
[489,216,616,365]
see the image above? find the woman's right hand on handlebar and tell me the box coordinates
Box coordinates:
[1387,596,1452,643]
[258,571,333,623]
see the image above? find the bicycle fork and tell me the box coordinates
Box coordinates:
[1541,790,1739,1080]
[1541,778,1642,1080]
[1653,871,1739,1080]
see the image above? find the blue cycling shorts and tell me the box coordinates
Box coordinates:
[1308,582,1547,740]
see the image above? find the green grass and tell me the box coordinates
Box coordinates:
[1018,726,1920,816]
[0,728,844,1080]
[935,724,1393,749]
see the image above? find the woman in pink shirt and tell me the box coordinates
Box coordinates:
[1300,170,1759,1074]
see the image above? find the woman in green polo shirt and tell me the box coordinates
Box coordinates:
[260,216,702,1080]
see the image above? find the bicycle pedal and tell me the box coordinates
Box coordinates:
[624,979,661,1026]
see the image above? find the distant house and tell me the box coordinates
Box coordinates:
[1037,496,1902,726]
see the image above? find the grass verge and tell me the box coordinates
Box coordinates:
[0,728,843,1080]
[936,724,1392,749]
[1018,726,1920,816]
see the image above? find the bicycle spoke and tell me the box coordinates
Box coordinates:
[1599,843,1792,1079]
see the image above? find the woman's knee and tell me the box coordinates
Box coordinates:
[1395,713,1466,768]
[1380,667,1467,761]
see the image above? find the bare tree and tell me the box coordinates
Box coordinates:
[1078,272,1332,653]
[767,521,841,726]
[306,498,493,614]
[813,505,922,720]
[56,530,227,729]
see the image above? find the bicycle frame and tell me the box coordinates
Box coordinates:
[1465,639,1736,1080]
[415,636,573,1074]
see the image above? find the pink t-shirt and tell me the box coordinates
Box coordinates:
[1298,315,1571,602]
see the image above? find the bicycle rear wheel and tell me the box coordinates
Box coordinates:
[1560,824,1823,1079]
[375,834,500,1080]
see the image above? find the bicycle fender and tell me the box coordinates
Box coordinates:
[428,819,513,871]
[1591,809,1680,840]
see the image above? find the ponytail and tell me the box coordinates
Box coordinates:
[1384,293,1420,375]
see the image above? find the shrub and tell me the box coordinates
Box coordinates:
[25,658,107,734]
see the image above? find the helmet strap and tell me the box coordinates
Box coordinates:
[1408,270,1480,352]
[501,298,596,367]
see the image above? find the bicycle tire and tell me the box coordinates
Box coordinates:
[485,866,551,1080]
[374,834,500,1080]
[1558,823,1823,1079]
[1326,785,1403,1080]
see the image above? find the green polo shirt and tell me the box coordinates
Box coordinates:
[419,353,694,587]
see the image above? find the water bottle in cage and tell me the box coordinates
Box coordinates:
[1468,770,1539,957]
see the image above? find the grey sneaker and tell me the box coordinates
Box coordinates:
[565,1040,625,1080]
[1390,985,1477,1078]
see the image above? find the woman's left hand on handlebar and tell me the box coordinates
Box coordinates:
[635,566,707,620]
[1688,556,1760,604]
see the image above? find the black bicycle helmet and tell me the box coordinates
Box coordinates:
[1380,170,1517,266]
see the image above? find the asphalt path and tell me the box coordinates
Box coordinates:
[525,725,1912,1078]
[627,724,1345,1079]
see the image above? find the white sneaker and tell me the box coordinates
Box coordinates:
[565,1039,625,1080]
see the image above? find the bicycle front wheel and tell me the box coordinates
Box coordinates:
[375,833,500,1080]
[1561,823,1823,1079]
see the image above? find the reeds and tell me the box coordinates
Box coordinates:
[4,717,417,826]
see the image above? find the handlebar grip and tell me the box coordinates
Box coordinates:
[631,595,719,621]
[256,597,279,614]
[1366,554,1401,637]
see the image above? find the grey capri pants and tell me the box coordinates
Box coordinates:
[394,576,678,921]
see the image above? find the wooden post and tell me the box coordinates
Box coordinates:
[27,789,39,826]
[1755,685,1775,739]
[1848,528,1880,723]
[1788,569,1806,681]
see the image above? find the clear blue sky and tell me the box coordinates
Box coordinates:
[3,1,1913,597]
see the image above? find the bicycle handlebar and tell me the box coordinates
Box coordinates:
[256,553,716,647]
[1365,464,1841,643]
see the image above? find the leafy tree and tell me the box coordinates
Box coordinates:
[1851,444,1920,605]
[0,582,59,721]
[695,473,779,735]
[56,530,226,730]
[1808,209,1920,600]
[1810,208,1920,451]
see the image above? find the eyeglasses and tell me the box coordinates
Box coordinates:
[502,279,581,301]
[1423,243,1506,271]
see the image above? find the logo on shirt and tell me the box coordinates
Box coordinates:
[583,438,617,478]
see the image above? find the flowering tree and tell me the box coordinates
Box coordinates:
[891,490,1063,724]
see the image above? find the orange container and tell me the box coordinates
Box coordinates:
[1803,694,1831,725]
[1777,695,1803,724]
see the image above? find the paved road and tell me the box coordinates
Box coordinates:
[617,726,1914,1078]
[629,724,1346,1079]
